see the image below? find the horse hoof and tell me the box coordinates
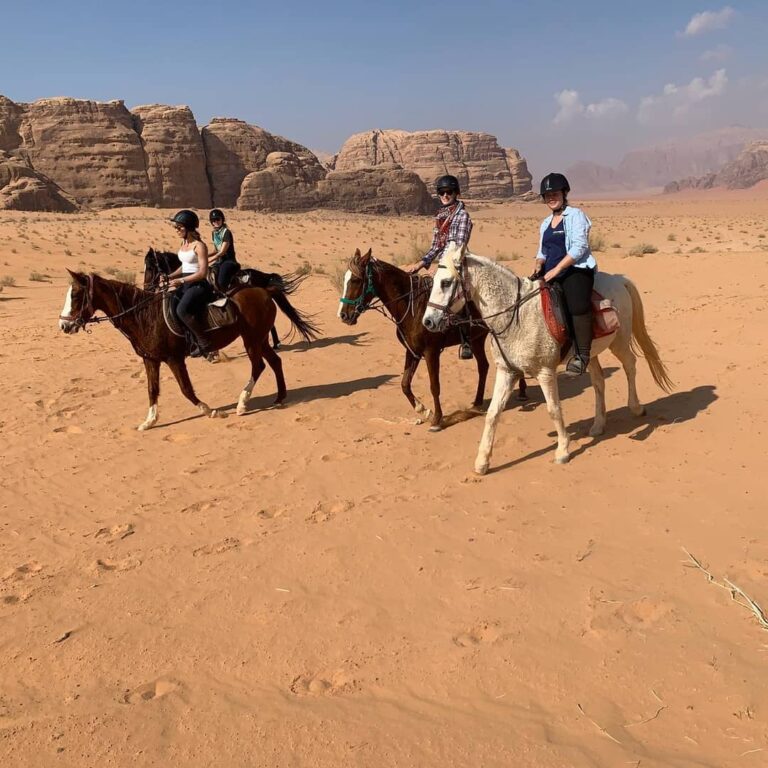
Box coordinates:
[428,424,443,433]
[236,407,247,416]
[137,422,154,431]
[516,393,529,402]
[632,406,646,417]
[589,425,605,437]
[414,418,424,426]
[554,454,570,465]
[210,409,227,419]
[474,464,489,476]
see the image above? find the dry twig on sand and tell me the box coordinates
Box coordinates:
[682,548,768,631]
[576,703,622,745]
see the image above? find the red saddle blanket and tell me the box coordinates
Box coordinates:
[541,285,620,346]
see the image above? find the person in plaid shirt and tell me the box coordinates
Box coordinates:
[407,174,474,358]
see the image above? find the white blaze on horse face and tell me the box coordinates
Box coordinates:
[337,270,352,318]
[59,286,73,331]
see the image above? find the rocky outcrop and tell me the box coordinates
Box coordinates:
[0,152,77,211]
[333,129,530,198]
[504,148,533,195]
[238,152,326,211]
[203,118,326,207]
[665,141,768,192]
[132,104,210,208]
[0,96,22,153]
[18,97,151,207]
[319,165,434,215]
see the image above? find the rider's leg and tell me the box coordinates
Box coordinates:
[458,308,473,359]
[217,260,240,292]
[176,282,212,357]
[561,267,594,376]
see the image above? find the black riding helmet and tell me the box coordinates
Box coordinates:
[435,174,460,195]
[540,173,570,197]
[170,209,199,230]
[209,208,226,224]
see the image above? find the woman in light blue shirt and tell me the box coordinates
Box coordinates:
[532,173,596,376]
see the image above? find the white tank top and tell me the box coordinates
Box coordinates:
[178,246,198,275]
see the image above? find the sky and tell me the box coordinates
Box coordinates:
[2,0,767,179]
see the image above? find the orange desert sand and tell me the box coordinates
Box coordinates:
[1,194,767,767]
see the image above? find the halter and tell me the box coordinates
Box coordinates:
[339,259,377,316]
[426,259,471,320]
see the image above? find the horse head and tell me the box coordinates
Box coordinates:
[338,247,374,325]
[59,270,94,334]
[422,242,468,332]
[143,247,180,289]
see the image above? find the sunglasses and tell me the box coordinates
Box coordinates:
[210,219,223,224]
[173,224,184,230]
[438,189,456,196]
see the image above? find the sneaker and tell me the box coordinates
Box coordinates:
[459,343,473,360]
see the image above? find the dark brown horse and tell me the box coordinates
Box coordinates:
[338,249,524,431]
[60,270,318,429]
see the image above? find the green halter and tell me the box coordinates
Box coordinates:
[339,261,376,310]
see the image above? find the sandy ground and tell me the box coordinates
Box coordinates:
[1,195,767,767]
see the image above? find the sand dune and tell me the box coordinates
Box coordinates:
[1,197,767,767]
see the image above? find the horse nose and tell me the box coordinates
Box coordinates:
[423,316,435,331]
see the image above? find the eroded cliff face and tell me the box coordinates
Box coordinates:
[0,151,77,212]
[132,104,211,209]
[332,129,532,198]
[665,141,768,193]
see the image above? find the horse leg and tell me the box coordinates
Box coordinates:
[470,336,489,411]
[537,368,570,464]
[587,356,607,437]
[400,350,428,422]
[517,378,529,401]
[475,368,517,475]
[424,348,443,432]
[137,358,160,431]
[166,357,220,419]
[263,343,287,405]
[611,341,645,417]
[236,338,267,415]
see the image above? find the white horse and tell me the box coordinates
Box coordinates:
[422,243,672,474]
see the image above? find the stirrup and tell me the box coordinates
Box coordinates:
[459,342,473,360]
[565,355,588,376]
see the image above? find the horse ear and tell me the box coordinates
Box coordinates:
[360,249,371,265]
[353,248,361,259]
[66,269,86,285]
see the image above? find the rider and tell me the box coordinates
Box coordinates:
[208,209,241,292]
[167,209,213,358]
[531,173,597,376]
[408,174,474,360]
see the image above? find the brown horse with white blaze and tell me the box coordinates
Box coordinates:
[59,270,316,429]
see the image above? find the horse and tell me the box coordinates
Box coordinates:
[143,247,298,349]
[422,243,673,473]
[59,270,318,429]
[338,248,525,431]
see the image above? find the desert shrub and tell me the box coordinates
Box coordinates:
[689,246,707,254]
[296,260,312,276]
[104,265,119,275]
[0,275,16,287]
[667,233,677,241]
[589,232,607,252]
[29,272,51,282]
[628,243,658,257]
[113,270,136,284]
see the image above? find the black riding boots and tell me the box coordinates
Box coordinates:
[565,312,593,376]
[185,316,213,359]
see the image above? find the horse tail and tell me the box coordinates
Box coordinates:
[623,278,674,393]
[269,288,321,343]
[239,269,307,296]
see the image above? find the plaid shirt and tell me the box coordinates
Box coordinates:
[422,204,473,267]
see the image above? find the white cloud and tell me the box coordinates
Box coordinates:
[701,43,732,62]
[638,69,728,122]
[680,6,736,38]
[553,90,628,125]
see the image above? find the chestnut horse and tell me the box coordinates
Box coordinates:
[338,248,525,431]
[60,270,317,429]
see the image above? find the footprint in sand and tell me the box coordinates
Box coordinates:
[289,668,360,697]
[587,595,675,637]
[89,557,142,575]
[453,623,502,648]
[305,500,353,524]
[163,433,193,444]
[52,425,83,434]
[3,561,43,582]
[122,678,181,704]
[94,523,134,542]
[192,537,241,557]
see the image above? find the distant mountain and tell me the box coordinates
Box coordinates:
[665,140,768,192]
[567,127,768,193]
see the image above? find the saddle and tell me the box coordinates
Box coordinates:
[540,282,620,348]
[162,293,239,338]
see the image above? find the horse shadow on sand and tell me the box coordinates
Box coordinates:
[490,383,718,472]
[276,331,370,353]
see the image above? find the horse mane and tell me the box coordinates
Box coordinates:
[463,252,530,287]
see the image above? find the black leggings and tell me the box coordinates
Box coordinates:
[176,281,211,325]
[557,267,594,316]
[215,259,240,292]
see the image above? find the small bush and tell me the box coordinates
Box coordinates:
[29,272,51,282]
[667,233,677,241]
[113,270,136,284]
[0,275,16,287]
[589,232,607,252]
[296,260,312,276]
[104,265,119,275]
[611,242,621,248]
[628,243,658,257]
[689,246,707,254]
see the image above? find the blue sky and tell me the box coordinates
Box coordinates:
[2,1,767,178]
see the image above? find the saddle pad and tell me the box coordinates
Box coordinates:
[162,293,238,337]
[540,284,620,345]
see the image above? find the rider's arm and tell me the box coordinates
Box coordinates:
[420,228,441,268]
[208,233,231,264]
[451,210,472,247]
[565,208,591,264]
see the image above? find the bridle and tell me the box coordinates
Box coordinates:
[426,259,471,320]
[339,259,377,320]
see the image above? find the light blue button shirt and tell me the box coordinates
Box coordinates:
[536,205,597,270]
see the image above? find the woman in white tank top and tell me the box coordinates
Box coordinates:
[167,209,212,357]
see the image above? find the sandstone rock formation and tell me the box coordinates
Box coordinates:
[203,118,326,208]
[0,152,77,212]
[238,152,326,212]
[318,165,434,215]
[18,97,151,208]
[132,104,210,209]
[332,129,531,198]
[664,140,768,193]
[504,148,533,195]
[0,96,22,152]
